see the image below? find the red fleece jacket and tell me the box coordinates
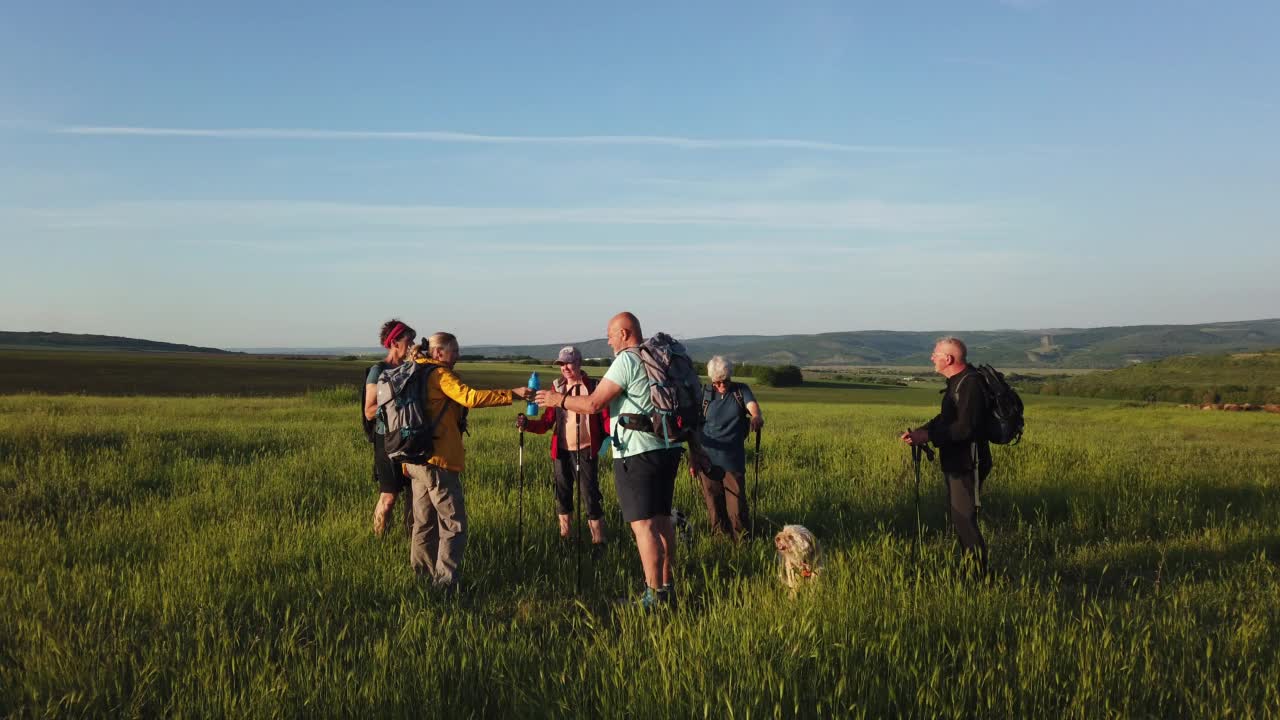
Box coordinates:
[523,375,610,459]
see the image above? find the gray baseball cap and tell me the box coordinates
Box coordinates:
[555,346,582,365]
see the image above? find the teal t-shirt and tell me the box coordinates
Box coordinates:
[366,363,388,435]
[603,349,683,459]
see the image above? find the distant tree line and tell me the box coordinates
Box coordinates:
[701,360,804,388]
[448,354,806,387]
[1034,382,1280,405]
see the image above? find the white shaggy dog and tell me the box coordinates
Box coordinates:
[774,524,821,593]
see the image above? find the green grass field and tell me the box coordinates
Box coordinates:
[2,356,1279,717]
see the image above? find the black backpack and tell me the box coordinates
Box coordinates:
[967,364,1025,445]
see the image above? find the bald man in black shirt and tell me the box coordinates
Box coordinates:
[902,336,992,573]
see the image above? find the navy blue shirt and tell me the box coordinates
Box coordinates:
[698,382,756,473]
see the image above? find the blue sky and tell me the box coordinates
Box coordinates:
[2,1,1277,348]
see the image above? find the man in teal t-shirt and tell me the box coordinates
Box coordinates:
[536,312,683,610]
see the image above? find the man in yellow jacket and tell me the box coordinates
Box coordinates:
[404,331,534,590]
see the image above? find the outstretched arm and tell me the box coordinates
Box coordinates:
[436,368,518,409]
[535,378,622,416]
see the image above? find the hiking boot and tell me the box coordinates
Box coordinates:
[637,587,659,611]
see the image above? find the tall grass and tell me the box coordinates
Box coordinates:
[1,387,1278,717]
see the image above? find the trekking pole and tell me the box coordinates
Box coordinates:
[908,430,934,566]
[518,426,526,555]
[574,411,583,595]
[911,443,923,564]
[751,427,761,537]
[971,442,981,515]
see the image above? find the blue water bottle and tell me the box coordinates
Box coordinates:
[526,372,540,416]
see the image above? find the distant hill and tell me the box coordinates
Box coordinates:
[231,346,380,356]
[1033,349,1280,403]
[12,319,1280,370]
[0,331,234,355]
[465,319,1280,369]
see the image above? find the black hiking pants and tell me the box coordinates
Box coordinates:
[553,450,603,520]
[944,469,989,573]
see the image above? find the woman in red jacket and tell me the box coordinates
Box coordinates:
[517,346,610,545]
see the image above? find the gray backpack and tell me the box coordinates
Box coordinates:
[375,362,449,463]
[616,333,704,446]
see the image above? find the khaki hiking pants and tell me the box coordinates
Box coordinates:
[403,463,467,588]
[697,465,749,539]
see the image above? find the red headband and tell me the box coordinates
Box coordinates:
[382,322,407,348]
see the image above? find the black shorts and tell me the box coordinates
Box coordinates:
[372,433,409,494]
[613,448,682,523]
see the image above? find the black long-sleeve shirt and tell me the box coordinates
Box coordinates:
[925,365,993,474]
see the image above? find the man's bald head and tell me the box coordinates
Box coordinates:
[607,312,644,354]
[610,312,642,337]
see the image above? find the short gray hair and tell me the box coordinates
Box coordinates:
[934,336,968,362]
[707,355,734,383]
[428,332,459,353]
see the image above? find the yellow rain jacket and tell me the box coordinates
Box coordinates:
[411,358,513,472]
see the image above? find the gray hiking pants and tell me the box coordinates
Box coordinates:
[944,469,989,573]
[403,463,467,588]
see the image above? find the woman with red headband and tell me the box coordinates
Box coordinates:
[364,318,417,537]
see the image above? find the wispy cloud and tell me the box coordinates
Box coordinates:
[56,125,939,154]
[5,198,1003,234]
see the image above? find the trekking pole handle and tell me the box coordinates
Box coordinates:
[906,428,934,462]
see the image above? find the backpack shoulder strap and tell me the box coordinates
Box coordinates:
[701,385,712,417]
[731,382,747,413]
[418,365,459,433]
[416,363,434,400]
[951,372,973,403]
